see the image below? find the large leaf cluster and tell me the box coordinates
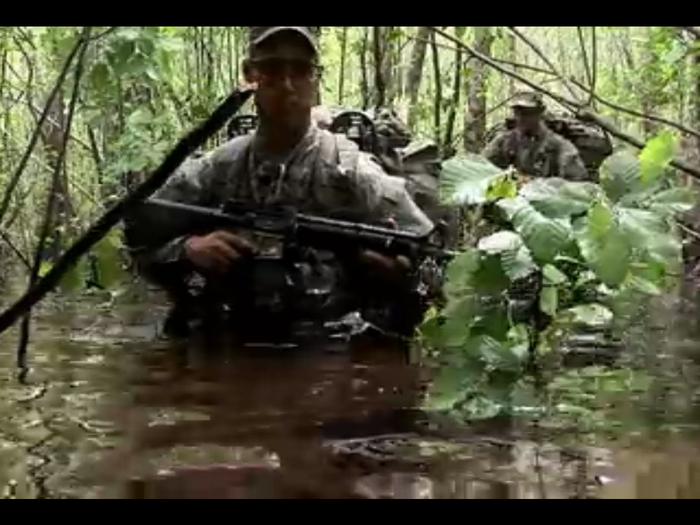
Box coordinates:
[423,131,695,415]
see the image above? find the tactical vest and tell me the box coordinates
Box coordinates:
[502,130,561,179]
[217,129,362,215]
[206,130,367,326]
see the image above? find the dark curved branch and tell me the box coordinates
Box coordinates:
[0,87,254,335]
[88,26,120,42]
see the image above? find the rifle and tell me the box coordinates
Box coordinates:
[141,198,455,265]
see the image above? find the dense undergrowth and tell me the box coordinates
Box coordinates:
[420,131,696,431]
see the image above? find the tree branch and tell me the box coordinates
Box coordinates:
[506,26,582,104]
[578,110,700,179]
[569,76,700,141]
[16,27,91,374]
[678,26,700,40]
[427,27,580,112]
[0,230,30,270]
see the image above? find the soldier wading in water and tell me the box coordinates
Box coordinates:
[126,27,435,341]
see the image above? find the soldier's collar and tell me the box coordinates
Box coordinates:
[517,122,548,140]
[250,123,319,166]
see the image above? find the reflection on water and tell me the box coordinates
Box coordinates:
[1,292,700,499]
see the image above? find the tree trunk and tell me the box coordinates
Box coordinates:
[38,93,71,262]
[405,27,430,129]
[443,27,466,157]
[463,26,494,153]
[360,27,370,110]
[338,27,348,105]
[372,26,387,109]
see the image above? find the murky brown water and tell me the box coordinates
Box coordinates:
[1,289,700,499]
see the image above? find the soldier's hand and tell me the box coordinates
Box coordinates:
[184,230,255,273]
[359,216,412,279]
[359,250,412,274]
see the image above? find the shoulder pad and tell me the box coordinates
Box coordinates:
[317,130,362,175]
[401,139,439,159]
[210,134,254,164]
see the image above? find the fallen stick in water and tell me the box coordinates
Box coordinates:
[0,87,254,336]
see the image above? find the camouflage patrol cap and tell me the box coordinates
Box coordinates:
[510,91,546,111]
[248,27,319,57]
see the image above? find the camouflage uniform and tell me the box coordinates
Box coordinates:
[482,92,590,182]
[133,124,433,270]
[127,26,434,338]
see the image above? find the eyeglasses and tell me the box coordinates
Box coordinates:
[249,57,322,83]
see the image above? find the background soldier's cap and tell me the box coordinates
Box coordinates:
[249,27,319,56]
[510,91,545,110]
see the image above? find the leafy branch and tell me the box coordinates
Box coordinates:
[421,131,693,421]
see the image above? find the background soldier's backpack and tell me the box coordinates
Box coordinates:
[330,108,460,248]
[484,113,614,178]
[226,114,259,139]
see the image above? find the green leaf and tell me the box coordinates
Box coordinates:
[444,248,480,297]
[574,202,631,287]
[540,285,559,316]
[38,261,52,278]
[519,178,602,218]
[616,207,682,267]
[441,296,475,347]
[566,304,614,327]
[89,62,112,91]
[542,264,568,285]
[496,197,573,264]
[600,151,639,202]
[59,258,87,294]
[626,275,662,296]
[507,324,530,361]
[424,362,469,411]
[93,232,125,289]
[473,254,511,294]
[638,130,676,185]
[645,187,696,216]
[486,172,518,200]
[440,154,507,206]
[477,231,537,281]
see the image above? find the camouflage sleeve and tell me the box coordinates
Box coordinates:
[127,153,222,269]
[351,153,435,236]
[557,141,590,182]
[482,134,511,169]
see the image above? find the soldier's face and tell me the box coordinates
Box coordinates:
[245,34,319,130]
[513,107,542,132]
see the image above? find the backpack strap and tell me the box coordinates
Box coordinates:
[310,130,364,216]
[313,130,362,186]
[212,134,255,203]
